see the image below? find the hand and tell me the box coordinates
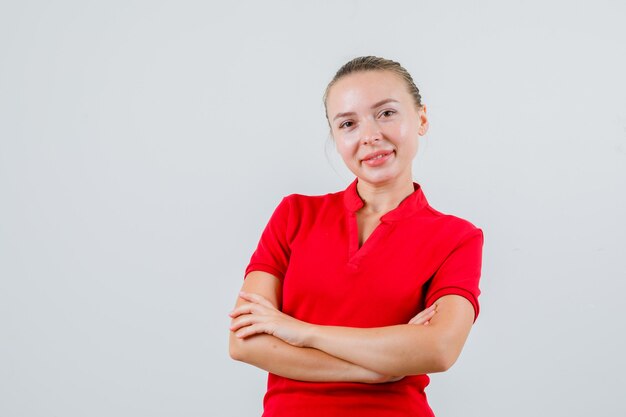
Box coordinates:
[229,291,313,347]
[368,373,405,384]
[408,303,437,326]
[353,364,404,384]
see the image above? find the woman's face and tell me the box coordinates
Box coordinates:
[326,70,428,188]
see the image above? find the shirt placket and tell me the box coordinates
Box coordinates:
[346,212,392,269]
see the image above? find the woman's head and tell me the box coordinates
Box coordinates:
[323,56,423,126]
[324,56,428,187]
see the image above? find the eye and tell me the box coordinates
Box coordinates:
[380,109,396,118]
[338,120,354,129]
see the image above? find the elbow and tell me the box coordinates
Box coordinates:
[428,335,462,373]
[229,344,242,362]
[229,333,247,362]
[434,352,458,373]
[229,332,278,365]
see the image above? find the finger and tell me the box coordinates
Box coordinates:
[229,304,252,318]
[235,322,271,339]
[239,291,276,309]
[230,313,265,333]
[424,303,437,313]
[229,302,266,318]
[408,308,435,324]
[408,304,437,323]
[408,309,436,325]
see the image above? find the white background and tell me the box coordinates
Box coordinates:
[1,1,625,416]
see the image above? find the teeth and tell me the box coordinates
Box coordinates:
[370,154,385,160]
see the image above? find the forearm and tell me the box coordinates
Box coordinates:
[297,296,475,376]
[229,331,397,383]
[231,291,472,379]
[305,324,449,376]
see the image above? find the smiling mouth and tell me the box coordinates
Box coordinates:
[362,151,394,166]
[363,151,393,162]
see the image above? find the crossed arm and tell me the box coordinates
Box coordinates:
[228,271,475,383]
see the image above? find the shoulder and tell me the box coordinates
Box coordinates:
[269,189,346,239]
[419,201,483,245]
[280,187,345,213]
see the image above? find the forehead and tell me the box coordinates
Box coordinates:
[326,70,409,113]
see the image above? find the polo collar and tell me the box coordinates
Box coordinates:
[342,177,429,221]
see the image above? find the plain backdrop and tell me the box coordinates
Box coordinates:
[1,1,625,416]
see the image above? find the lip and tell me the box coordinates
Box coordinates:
[361,150,394,167]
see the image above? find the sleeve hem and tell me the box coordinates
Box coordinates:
[425,287,480,322]
[244,263,285,282]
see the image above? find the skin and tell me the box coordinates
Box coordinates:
[229,70,476,381]
[229,271,434,383]
[328,70,430,246]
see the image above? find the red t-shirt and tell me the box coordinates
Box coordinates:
[245,178,484,417]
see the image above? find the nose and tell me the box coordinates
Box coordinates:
[360,119,381,145]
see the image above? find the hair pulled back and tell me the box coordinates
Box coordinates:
[323,56,423,126]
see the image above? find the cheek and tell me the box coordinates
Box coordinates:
[397,121,416,140]
[334,136,358,158]
[335,145,354,165]
[397,122,420,147]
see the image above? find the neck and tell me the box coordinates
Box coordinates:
[355,175,416,215]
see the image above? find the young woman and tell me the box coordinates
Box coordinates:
[229,56,484,417]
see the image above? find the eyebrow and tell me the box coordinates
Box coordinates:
[332,98,399,122]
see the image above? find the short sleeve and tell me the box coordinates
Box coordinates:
[424,228,484,321]
[244,196,293,282]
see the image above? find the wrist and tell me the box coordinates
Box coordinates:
[302,323,319,348]
[358,368,401,384]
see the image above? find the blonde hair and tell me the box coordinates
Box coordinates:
[323,56,423,126]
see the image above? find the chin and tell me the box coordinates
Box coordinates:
[357,171,399,186]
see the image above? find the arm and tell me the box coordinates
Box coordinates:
[305,295,474,375]
[231,292,474,376]
[229,271,414,383]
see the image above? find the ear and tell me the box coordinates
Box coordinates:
[418,105,429,136]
